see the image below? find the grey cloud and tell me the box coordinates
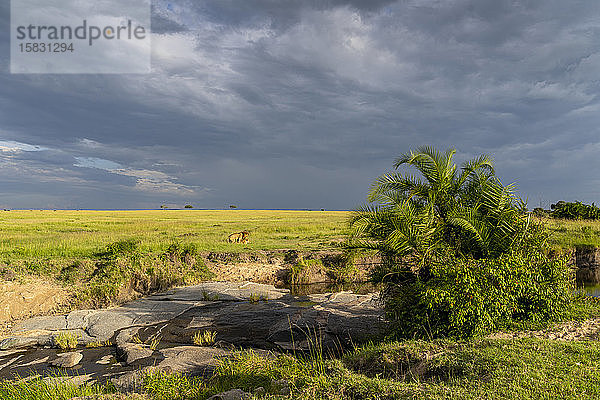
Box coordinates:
[0,1,599,209]
[176,0,397,31]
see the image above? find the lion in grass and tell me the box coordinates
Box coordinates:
[227,231,250,244]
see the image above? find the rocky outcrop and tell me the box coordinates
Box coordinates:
[0,282,383,388]
[6,282,381,352]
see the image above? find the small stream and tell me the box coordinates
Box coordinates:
[283,281,380,295]
[579,281,600,297]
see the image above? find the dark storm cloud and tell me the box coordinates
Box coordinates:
[1,0,600,209]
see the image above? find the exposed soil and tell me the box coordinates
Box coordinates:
[207,257,288,285]
[0,279,71,333]
[203,250,381,287]
[488,318,600,341]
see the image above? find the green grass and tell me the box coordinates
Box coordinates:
[54,331,78,350]
[0,210,348,310]
[6,336,600,399]
[148,338,600,399]
[0,210,348,263]
[0,376,109,400]
[0,211,596,268]
[540,216,600,249]
[192,330,217,346]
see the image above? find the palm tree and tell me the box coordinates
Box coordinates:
[348,146,528,278]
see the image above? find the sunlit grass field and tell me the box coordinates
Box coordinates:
[0,211,597,265]
[541,217,600,249]
[0,210,349,263]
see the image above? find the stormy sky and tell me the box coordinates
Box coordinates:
[1,0,600,210]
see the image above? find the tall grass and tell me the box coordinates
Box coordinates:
[0,377,106,400]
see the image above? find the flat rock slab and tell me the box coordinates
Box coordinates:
[0,282,383,386]
[7,282,294,348]
[0,347,125,384]
[136,291,383,352]
[156,282,290,302]
[116,343,154,365]
[5,283,382,352]
[156,346,230,375]
[49,351,83,368]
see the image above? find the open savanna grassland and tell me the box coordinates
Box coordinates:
[540,216,600,249]
[0,210,349,314]
[0,211,595,265]
[0,209,350,263]
[0,209,595,316]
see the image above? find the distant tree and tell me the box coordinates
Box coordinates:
[229,205,238,209]
[550,201,600,220]
[184,204,193,209]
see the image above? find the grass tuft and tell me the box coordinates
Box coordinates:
[54,331,78,350]
[192,330,217,347]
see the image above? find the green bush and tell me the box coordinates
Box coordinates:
[349,147,575,338]
[163,242,199,265]
[97,238,140,259]
[76,243,213,308]
[385,249,573,338]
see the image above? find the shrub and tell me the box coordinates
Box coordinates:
[97,238,140,259]
[59,260,95,284]
[385,248,573,338]
[348,146,575,338]
[164,242,199,265]
[77,245,214,308]
[288,256,323,285]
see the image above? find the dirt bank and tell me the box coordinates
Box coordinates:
[0,278,72,333]
[0,250,382,329]
[203,250,381,287]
